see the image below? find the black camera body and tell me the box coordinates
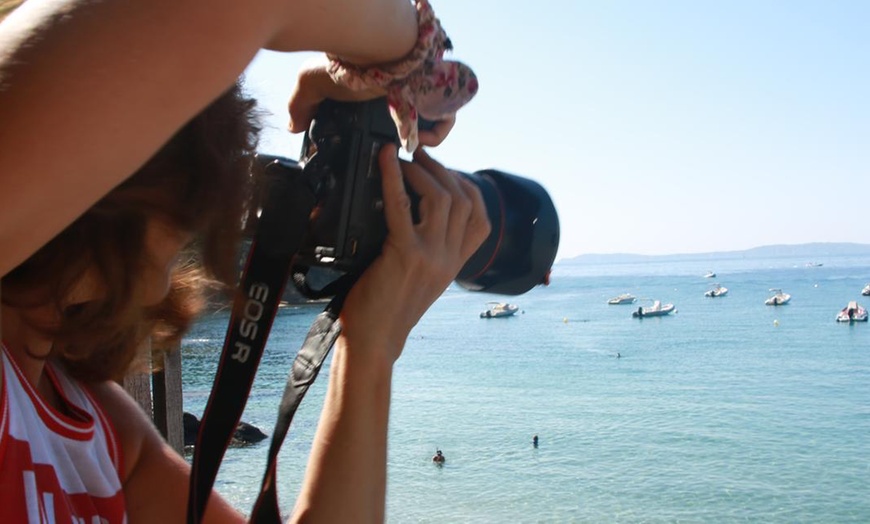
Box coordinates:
[258,98,559,295]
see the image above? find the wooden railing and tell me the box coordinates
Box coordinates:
[123,340,185,454]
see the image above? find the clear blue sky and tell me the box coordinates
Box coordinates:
[241,0,869,260]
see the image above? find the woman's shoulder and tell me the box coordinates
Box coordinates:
[87,381,246,522]
[86,381,151,482]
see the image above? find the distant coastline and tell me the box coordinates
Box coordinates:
[559,242,870,265]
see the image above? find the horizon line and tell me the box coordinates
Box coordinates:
[560,241,870,262]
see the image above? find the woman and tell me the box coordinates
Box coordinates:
[0,0,488,522]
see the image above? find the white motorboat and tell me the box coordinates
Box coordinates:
[608,293,637,305]
[862,284,870,296]
[704,284,728,297]
[764,289,791,306]
[836,301,868,323]
[703,271,716,278]
[632,300,675,318]
[480,302,519,319]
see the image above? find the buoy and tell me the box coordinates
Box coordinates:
[563,317,568,323]
[773,319,779,327]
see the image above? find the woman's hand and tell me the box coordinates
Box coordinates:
[338,144,490,362]
[287,58,455,147]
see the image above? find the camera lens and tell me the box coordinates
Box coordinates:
[455,170,560,295]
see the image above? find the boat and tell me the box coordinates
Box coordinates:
[805,262,823,268]
[703,271,716,278]
[480,302,519,319]
[764,288,791,306]
[632,300,675,318]
[836,301,868,322]
[704,284,728,297]
[862,284,870,296]
[607,293,637,305]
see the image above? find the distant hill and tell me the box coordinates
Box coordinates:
[560,242,870,265]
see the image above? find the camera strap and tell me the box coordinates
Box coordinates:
[248,274,355,522]
[187,166,317,524]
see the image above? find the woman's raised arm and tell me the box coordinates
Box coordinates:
[0,0,416,277]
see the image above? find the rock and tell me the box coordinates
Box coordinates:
[183,411,268,448]
[234,421,267,444]
[183,412,200,447]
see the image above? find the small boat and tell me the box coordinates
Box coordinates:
[632,300,675,318]
[805,262,823,268]
[480,302,519,319]
[836,301,868,322]
[607,293,637,305]
[764,289,791,306]
[703,271,716,278]
[704,284,728,297]
[862,284,870,296]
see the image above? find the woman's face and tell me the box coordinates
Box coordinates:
[141,218,192,306]
[63,218,191,309]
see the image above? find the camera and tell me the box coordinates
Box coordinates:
[256,98,559,295]
[192,101,560,513]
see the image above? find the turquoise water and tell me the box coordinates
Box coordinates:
[182,255,870,522]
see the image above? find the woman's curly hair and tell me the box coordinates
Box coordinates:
[1,82,261,381]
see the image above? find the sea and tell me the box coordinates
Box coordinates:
[180,254,870,523]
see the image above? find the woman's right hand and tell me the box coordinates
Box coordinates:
[337,144,490,363]
[293,143,489,521]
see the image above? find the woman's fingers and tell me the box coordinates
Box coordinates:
[379,144,489,272]
[418,115,455,147]
[347,144,490,357]
[456,175,491,259]
[399,157,450,243]
[412,148,472,249]
[288,58,385,133]
[378,144,414,242]
[288,59,458,147]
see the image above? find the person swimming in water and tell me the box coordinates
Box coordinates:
[432,449,445,465]
[532,435,539,448]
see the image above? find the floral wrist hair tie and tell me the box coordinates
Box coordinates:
[326,0,478,152]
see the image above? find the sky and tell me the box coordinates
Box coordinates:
[240,0,869,260]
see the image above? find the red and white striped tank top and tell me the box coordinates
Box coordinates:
[0,345,127,523]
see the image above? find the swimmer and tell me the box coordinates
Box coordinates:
[432,449,445,464]
[532,435,539,448]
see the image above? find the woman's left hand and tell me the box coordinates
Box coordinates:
[338,144,490,362]
[287,58,455,147]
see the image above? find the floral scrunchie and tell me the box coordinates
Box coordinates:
[326,0,478,151]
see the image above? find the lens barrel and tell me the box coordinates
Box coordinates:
[455,170,559,295]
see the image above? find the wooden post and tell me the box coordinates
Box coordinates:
[123,339,184,455]
[123,339,153,419]
[152,345,184,454]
